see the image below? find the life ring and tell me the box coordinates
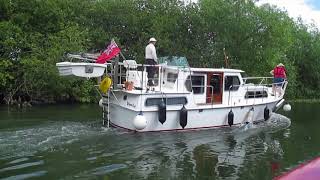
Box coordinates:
[99,77,112,93]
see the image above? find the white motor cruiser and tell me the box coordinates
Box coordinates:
[57,55,288,132]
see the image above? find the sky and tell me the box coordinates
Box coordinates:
[256,0,320,28]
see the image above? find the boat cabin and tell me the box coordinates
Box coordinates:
[123,56,246,106]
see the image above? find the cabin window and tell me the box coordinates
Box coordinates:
[145,97,187,106]
[185,75,206,93]
[185,78,192,92]
[210,75,221,94]
[167,97,187,105]
[245,91,268,98]
[191,75,205,94]
[224,76,240,91]
[167,73,178,83]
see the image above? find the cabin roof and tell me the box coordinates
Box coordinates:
[190,68,244,73]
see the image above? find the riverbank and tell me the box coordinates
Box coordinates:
[288,99,320,103]
[1,98,320,108]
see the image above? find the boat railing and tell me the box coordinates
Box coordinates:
[243,76,288,90]
[110,62,191,92]
[66,53,98,63]
[191,85,214,104]
[207,85,214,104]
[227,79,288,106]
[243,76,273,86]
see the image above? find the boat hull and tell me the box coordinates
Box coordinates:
[108,101,279,132]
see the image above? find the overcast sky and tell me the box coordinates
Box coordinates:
[256,0,320,28]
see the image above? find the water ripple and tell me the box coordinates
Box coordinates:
[0,160,44,172]
[0,121,111,160]
[0,112,291,179]
[0,170,47,180]
[90,164,127,175]
[6,157,29,165]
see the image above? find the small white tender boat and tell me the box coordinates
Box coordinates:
[56,61,107,78]
[56,53,107,78]
[57,56,288,132]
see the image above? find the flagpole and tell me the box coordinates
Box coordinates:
[113,55,119,89]
[111,38,126,60]
[120,51,126,60]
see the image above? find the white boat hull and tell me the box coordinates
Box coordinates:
[108,101,279,132]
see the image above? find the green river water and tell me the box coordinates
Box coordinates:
[0,102,319,179]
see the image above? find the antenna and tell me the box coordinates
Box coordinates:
[223,48,229,68]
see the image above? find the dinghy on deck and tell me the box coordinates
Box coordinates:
[56,62,108,78]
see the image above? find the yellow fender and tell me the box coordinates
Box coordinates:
[99,76,112,94]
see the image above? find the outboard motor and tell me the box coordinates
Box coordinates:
[228,110,234,127]
[180,105,188,129]
[158,100,166,124]
[264,106,270,121]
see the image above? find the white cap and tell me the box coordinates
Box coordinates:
[277,63,284,67]
[149,37,157,42]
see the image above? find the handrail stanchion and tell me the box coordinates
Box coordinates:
[210,85,212,104]
[253,84,256,105]
[246,86,248,105]
[107,90,110,128]
[159,66,162,92]
[228,85,233,106]
[113,56,119,89]
[141,64,144,91]
[262,85,265,102]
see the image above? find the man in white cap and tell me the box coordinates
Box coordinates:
[145,37,158,86]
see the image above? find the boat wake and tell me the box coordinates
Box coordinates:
[234,112,291,133]
[0,113,290,162]
[0,121,117,160]
[0,113,291,179]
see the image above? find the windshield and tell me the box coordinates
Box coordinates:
[158,56,189,68]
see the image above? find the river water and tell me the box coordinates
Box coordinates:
[0,103,319,179]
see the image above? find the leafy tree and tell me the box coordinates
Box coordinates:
[1,0,320,104]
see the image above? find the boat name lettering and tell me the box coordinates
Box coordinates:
[127,102,136,108]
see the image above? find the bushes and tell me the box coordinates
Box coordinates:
[0,0,319,104]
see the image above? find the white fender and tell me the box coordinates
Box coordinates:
[283,104,291,112]
[99,98,103,108]
[133,113,147,130]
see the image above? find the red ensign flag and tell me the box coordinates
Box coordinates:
[96,40,121,64]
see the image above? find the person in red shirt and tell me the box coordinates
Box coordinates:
[270,63,287,96]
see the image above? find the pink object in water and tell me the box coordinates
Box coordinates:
[274,157,320,180]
